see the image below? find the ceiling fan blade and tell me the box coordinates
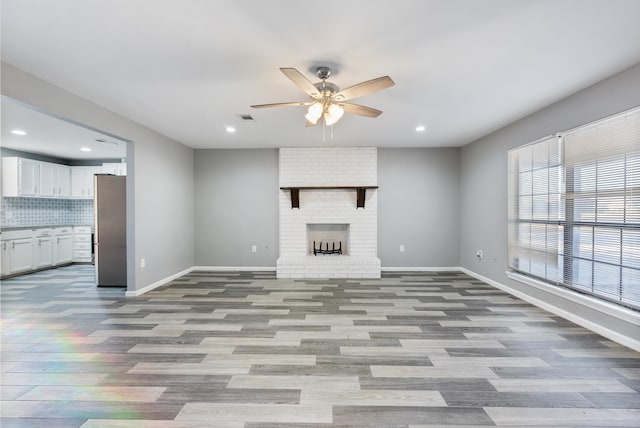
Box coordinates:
[280,67,320,98]
[251,101,312,109]
[341,102,383,118]
[334,76,394,101]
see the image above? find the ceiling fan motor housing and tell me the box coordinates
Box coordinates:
[313,67,339,95]
[314,81,339,95]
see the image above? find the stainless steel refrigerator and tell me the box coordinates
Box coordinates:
[94,174,127,287]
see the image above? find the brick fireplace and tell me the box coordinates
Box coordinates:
[276,147,381,278]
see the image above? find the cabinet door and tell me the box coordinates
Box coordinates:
[72,166,101,199]
[55,165,72,197]
[18,159,40,196]
[39,162,56,197]
[55,235,73,265]
[9,238,34,273]
[71,167,87,198]
[35,236,54,268]
[1,241,10,276]
[71,166,92,199]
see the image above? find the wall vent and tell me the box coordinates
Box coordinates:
[239,114,254,121]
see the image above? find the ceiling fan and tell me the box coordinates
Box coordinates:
[251,66,394,127]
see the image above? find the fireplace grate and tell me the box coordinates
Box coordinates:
[313,241,343,256]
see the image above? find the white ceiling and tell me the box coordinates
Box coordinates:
[1,98,127,160]
[2,0,640,152]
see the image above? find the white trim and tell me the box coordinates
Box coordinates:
[382,266,463,272]
[460,268,640,352]
[125,266,193,297]
[191,266,276,272]
[506,271,640,325]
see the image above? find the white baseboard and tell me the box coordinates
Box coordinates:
[460,267,640,352]
[382,266,463,272]
[191,266,276,272]
[125,266,194,297]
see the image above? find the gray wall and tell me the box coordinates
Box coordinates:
[194,147,461,269]
[460,62,640,342]
[194,149,278,267]
[378,148,460,267]
[2,62,195,294]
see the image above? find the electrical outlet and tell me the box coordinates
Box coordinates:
[476,250,483,260]
[399,245,405,253]
[251,245,257,253]
[140,258,146,268]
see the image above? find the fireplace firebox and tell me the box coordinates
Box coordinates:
[307,223,348,256]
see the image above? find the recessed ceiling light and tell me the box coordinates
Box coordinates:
[11,129,26,136]
[80,147,92,152]
[415,125,426,132]
[225,126,236,133]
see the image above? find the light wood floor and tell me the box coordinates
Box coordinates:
[1,265,639,427]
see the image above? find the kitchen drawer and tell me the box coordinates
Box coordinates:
[34,228,53,237]
[73,250,92,258]
[74,234,92,243]
[74,242,91,250]
[54,227,73,235]
[74,226,92,234]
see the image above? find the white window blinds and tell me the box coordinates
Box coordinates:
[508,107,640,309]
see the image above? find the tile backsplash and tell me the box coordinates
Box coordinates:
[1,197,93,228]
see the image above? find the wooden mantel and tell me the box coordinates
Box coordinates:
[280,186,379,209]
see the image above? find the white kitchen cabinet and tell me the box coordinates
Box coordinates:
[34,229,54,269]
[1,240,10,276]
[3,157,73,199]
[102,162,127,176]
[71,166,101,199]
[10,238,35,273]
[1,230,35,275]
[2,157,40,197]
[55,164,72,197]
[1,227,77,277]
[41,163,71,198]
[39,161,57,197]
[73,226,93,262]
[53,227,73,265]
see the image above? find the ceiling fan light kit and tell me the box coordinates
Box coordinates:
[304,101,324,125]
[324,103,344,126]
[251,66,394,128]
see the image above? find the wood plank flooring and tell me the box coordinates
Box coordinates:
[1,265,639,427]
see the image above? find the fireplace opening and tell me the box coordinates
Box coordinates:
[307,223,349,256]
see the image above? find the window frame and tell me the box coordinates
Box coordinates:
[508,107,640,311]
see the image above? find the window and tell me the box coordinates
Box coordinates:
[508,107,640,309]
